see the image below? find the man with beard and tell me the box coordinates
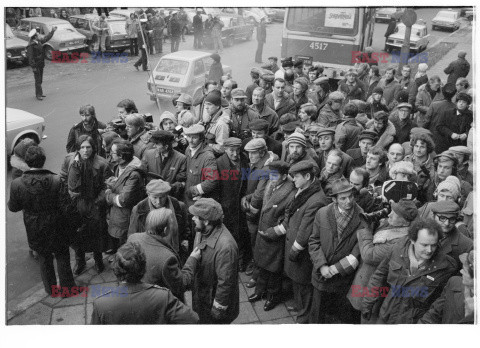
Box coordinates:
[317,91,344,128]
[66,104,106,157]
[308,76,330,112]
[190,198,239,324]
[250,87,280,135]
[316,127,353,178]
[125,114,153,159]
[285,132,319,175]
[347,130,377,168]
[309,178,362,323]
[349,167,377,213]
[246,68,261,105]
[225,88,260,141]
[202,89,230,154]
[141,130,186,199]
[261,161,327,323]
[265,78,296,118]
[242,119,282,158]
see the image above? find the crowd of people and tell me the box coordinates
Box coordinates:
[9,14,475,324]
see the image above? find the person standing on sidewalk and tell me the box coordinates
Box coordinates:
[8,146,76,296]
[26,25,56,101]
[444,51,470,85]
[126,13,138,56]
[193,9,204,49]
[152,12,165,54]
[255,17,267,63]
[211,14,224,53]
[134,19,149,71]
[178,8,188,42]
[169,11,182,53]
[92,14,109,55]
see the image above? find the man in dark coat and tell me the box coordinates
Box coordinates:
[337,68,367,103]
[192,9,203,49]
[384,18,397,50]
[265,78,296,118]
[26,26,56,100]
[66,104,106,157]
[335,102,364,152]
[347,130,377,168]
[134,19,149,71]
[316,127,353,178]
[250,87,280,135]
[245,68,261,105]
[242,119,282,158]
[444,51,470,85]
[309,178,362,323]
[262,161,328,323]
[8,146,76,295]
[255,17,267,63]
[389,102,417,144]
[169,12,182,52]
[190,198,239,324]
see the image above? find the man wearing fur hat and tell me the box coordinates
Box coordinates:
[190,198,239,323]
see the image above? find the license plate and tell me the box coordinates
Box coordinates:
[295,55,313,64]
[157,87,174,94]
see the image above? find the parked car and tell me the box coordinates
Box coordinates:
[6,107,47,155]
[147,50,232,102]
[109,9,136,20]
[69,14,130,52]
[375,8,404,23]
[12,17,87,60]
[203,15,254,48]
[5,24,28,67]
[386,21,429,54]
[460,7,474,21]
[265,8,286,22]
[431,9,461,31]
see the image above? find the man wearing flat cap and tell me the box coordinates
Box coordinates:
[444,51,470,85]
[245,68,261,105]
[183,124,219,207]
[316,127,354,178]
[309,178,362,323]
[308,76,330,112]
[449,146,473,185]
[224,88,260,141]
[347,130,377,168]
[26,25,57,100]
[242,119,282,158]
[335,102,364,152]
[317,91,345,128]
[265,78,296,118]
[337,68,367,104]
[390,102,417,144]
[128,179,190,257]
[431,200,473,269]
[259,70,275,95]
[419,249,475,324]
[190,198,239,323]
[249,87,280,135]
[349,198,417,323]
[141,130,186,199]
[216,137,248,246]
[261,56,279,74]
[262,160,328,323]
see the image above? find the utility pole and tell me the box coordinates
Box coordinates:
[397,8,417,76]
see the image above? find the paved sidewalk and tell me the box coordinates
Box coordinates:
[7,254,298,325]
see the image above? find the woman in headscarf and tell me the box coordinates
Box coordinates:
[127,208,201,302]
[66,135,113,275]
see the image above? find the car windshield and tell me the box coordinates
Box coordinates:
[47,22,77,32]
[394,25,423,38]
[108,21,126,34]
[5,24,14,38]
[437,11,456,19]
[155,59,189,75]
[286,7,359,36]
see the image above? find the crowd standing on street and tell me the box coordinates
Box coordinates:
[9,7,476,325]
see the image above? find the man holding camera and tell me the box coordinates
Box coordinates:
[225,89,260,141]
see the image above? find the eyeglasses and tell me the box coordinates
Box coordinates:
[435,215,457,224]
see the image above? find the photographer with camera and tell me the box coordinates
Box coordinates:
[349,199,418,323]
[225,89,260,142]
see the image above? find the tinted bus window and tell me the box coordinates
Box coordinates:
[286,7,359,36]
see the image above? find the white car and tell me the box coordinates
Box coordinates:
[6,108,47,155]
[375,8,404,23]
[432,10,461,31]
[386,22,429,53]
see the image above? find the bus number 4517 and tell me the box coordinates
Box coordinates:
[309,42,329,50]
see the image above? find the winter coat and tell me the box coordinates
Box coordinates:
[66,119,107,157]
[207,61,224,85]
[439,227,473,270]
[362,236,457,324]
[243,151,271,214]
[193,14,203,32]
[337,79,367,103]
[408,74,429,109]
[249,104,280,135]
[130,129,154,160]
[377,78,400,110]
[8,169,67,254]
[204,108,231,154]
[125,18,138,38]
[91,283,199,324]
[346,147,366,168]
[415,83,443,127]
[225,106,260,139]
[106,157,146,238]
[317,103,344,128]
[335,118,364,152]
[265,93,296,118]
[26,29,55,69]
[367,119,396,150]
[309,203,362,292]
[10,155,30,180]
[366,75,381,98]
[444,57,470,85]
[193,224,239,324]
[389,112,417,145]
[127,232,197,301]
[365,96,389,119]
[435,108,473,154]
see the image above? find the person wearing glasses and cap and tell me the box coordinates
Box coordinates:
[26,25,57,100]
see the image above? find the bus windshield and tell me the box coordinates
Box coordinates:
[286,7,359,36]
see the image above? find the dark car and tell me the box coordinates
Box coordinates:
[204,15,254,48]
[5,24,28,67]
[69,14,130,52]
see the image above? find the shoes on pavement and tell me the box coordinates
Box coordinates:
[95,261,105,274]
[245,278,257,288]
[73,262,86,276]
[248,293,263,302]
[134,65,139,71]
[264,295,281,311]
[143,69,150,71]
[245,261,255,276]
[36,96,44,101]
[41,95,46,98]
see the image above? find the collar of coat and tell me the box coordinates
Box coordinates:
[287,179,322,218]
[440,227,461,254]
[198,224,226,249]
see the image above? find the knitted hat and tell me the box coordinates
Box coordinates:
[391,199,418,222]
[204,89,222,106]
[13,138,37,159]
[372,86,384,95]
[286,132,307,147]
[435,176,461,200]
[211,53,221,62]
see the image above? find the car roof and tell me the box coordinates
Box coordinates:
[71,14,125,21]
[21,17,69,25]
[161,50,213,60]
[397,23,426,30]
[7,107,44,123]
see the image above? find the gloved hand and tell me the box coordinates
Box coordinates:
[288,246,301,262]
[211,305,226,321]
[258,227,281,241]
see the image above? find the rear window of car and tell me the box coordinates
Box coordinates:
[437,11,457,19]
[46,22,77,33]
[156,59,189,75]
[108,21,126,35]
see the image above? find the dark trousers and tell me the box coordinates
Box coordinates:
[255,41,264,63]
[292,281,313,324]
[129,38,138,56]
[171,36,180,52]
[38,247,75,295]
[194,31,203,49]
[134,48,148,70]
[255,268,282,297]
[148,36,154,54]
[309,288,362,324]
[74,248,102,266]
[33,66,44,97]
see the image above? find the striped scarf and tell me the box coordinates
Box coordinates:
[333,203,355,240]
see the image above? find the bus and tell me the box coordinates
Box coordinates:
[282,7,376,80]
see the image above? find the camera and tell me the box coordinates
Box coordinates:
[173,125,184,137]
[360,202,391,225]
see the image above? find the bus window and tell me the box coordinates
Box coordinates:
[286,7,359,36]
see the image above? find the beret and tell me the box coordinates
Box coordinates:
[435,151,458,163]
[358,130,378,142]
[188,198,224,221]
[397,102,412,109]
[250,67,262,77]
[431,200,461,215]
[328,178,354,196]
[249,119,269,131]
[150,130,175,143]
[283,121,301,133]
[204,89,222,106]
[391,199,418,222]
[316,127,336,137]
[306,124,323,133]
[458,50,467,58]
[231,88,247,99]
[183,124,205,135]
[244,138,267,151]
[410,127,432,136]
[223,137,242,147]
[314,76,330,85]
[268,160,290,174]
[177,93,193,105]
[146,179,172,195]
[289,160,314,174]
[210,53,221,62]
[448,146,471,156]
[286,132,307,147]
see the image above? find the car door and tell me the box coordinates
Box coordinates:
[15,20,31,41]
[192,59,206,89]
